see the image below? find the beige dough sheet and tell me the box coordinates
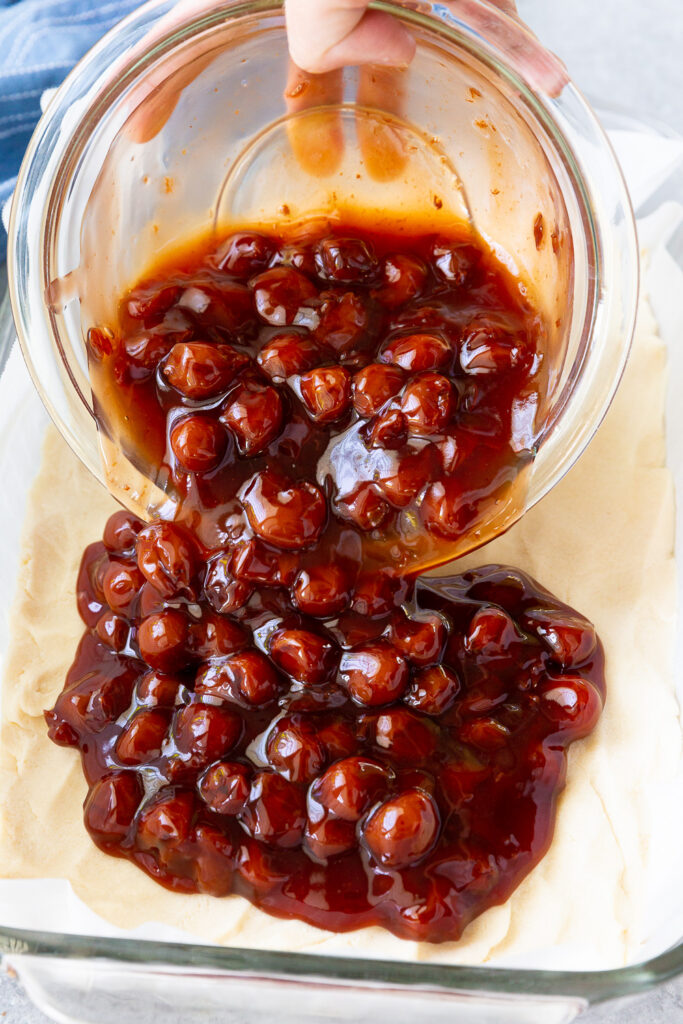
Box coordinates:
[0,294,680,968]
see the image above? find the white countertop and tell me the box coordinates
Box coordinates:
[1,0,682,1020]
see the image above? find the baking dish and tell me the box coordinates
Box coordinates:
[0,5,682,1024]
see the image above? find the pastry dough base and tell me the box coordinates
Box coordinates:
[0,295,680,968]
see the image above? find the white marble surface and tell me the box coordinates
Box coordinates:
[1,0,682,1020]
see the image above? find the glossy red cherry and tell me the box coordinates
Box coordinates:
[292,564,352,617]
[241,468,326,550]
[522,607,597,667]
[374,254,428,308]
[312,757,387,821]
[314,292,369,353]
[169,415,227,473]
[84,772,142,847]
[198,761,252,815]
[116,708,169,765]
[314,236,378,283]
[161,342,246,398]
[465,605,523,656]
[95,611,129,651]
[460,322,525,374]
[372,707,438,763]
[123,329,177,375]
[136,670,184,707]
[431,239,479,284]
[102,560,144,615]
[299,366,351,423]
[420,478,466,539]
[304,816,356,861]
[127,281,179,319]
[390,611,447,666]
[136,521,197,600]
[137,789,195,852]
[352,364,405,418]
[335,484,391,530]
[363,788,440,868]
[380,333,452,372]
[377,445,439,508]
[251,267,317,325]
[459,717,510,751]
[269,628,338,684]
[197,650,284,706]
[340,641,410,706]
[257,332,323,380]
[220,380,284,455]
[537,675,603,736]
[351,573,408,618]
[400,373,456,436]
[103,510,143,556]
[215,231,274,277]
[241,771,306,847]
[266,715,327,783]
[204,553,253,614]
[173,703,243,768]
[364,408,407,450]
[137,609,191,671]
[405,664,460,715]
[189,611,249,659]
[230,537,297,587]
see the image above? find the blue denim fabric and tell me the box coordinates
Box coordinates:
[0,0,140,259]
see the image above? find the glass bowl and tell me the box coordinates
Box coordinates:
[6,0,638,561]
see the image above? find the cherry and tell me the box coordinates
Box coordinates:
[189,611,249,659]
[405,664,460,715]
[241,468,326,551]
[460,322,525,374]
[230,537,297,587]
[102,560,144,615]
[87,326,114,360]
[374,254,428,308]
[374,707,439,764]
[123,329,177,375]
[363,788,440,868]
[178,278,254,333]
[116,708,169,765]
[459,717,510,751]
[95,611,129,651]
[137,789,195,852]
[251,267,317,325]
[352,364,405,418]
[127,281,179,319]
[314,292,369,354]
[364,408,407,450]
[136,670,183,707]
[316,718,357,760]
[136,521,197,599]
[266,715,327,783]
[173,703,242,768]
[380,333,452,372]
[169,416,227,473]
[312,757,387,821]
[137,609,191,671]
[377,445,439,508]
[103,510,143,556]
[198,761,251,814]
[537,675,603,736]
[399,373,456,436]
[192,824,235,896]
[204,553,253,613]
[271,243,317,277]
[465,606,524,656]
[420,478,466,539]
[335,484,391,530]
[314,236,378,284]
[220,380,284,455]
[390,610,447,666]
[257,332,323,380]
[351,573,408,618]
[215,231,274,277]
[457,677,508,718]
[431,239,479,284]
[47,666,136,740]
[84,772,142,847]
[292,564,352,617]
[340,641,409,706]
[197,650,283,706]
[522,607,597,667]
[304,816,356,860]
[269,628,338,684]
[161,342,246,398]
[241,771,306,847]
[299,366,351,423]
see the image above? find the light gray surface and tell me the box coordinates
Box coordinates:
[1,0,682,1021]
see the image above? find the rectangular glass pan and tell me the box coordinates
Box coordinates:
[0,109,682,1023]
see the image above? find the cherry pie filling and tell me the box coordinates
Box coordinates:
[44,225,605,943]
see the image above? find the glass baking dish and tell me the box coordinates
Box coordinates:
[0,8,682,1024]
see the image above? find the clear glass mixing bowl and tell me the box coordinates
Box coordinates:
[6,0,638,552]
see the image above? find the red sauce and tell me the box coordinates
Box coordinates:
[45,511,604,943]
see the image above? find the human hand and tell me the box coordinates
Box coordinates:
[285,0,519,75]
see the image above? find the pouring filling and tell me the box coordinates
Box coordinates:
[45,224,604,943]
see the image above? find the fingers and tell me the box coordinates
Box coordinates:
[284,63,345,177]
[285,0,415,74]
